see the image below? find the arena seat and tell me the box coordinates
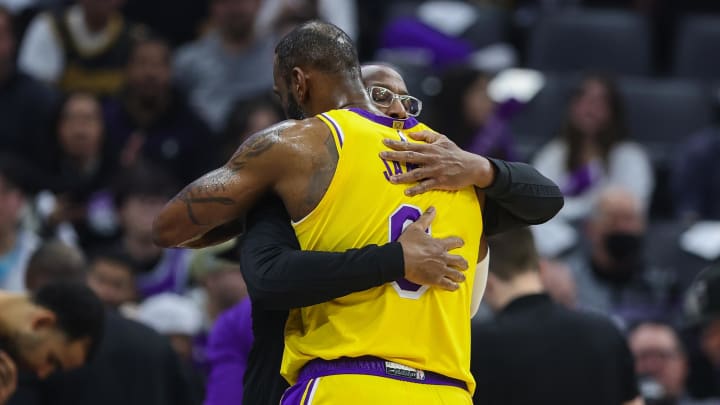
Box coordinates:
[527,10,651,76]
[673,14,720,80]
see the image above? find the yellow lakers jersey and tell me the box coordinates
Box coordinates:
[282,108,483,393]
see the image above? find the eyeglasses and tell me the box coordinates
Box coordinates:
[367,86,423,117]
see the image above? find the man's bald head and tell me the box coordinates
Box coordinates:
[361,63,407,95]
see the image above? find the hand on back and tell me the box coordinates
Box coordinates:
[397,207,468,291]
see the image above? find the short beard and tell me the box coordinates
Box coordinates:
[284,91,306,120]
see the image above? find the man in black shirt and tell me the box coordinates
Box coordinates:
[234,62,564,403]
[8,241,198,405]
[471,227,642,405]
[240,155,563,405]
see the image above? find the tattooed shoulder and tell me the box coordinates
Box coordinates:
[229,122,291,171]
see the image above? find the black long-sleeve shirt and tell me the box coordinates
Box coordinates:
[240,159,563,405]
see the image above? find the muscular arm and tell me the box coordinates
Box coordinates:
[153,122,312,247]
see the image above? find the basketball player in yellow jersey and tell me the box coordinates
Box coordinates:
[279,106,482,403]
[153,21,493,404]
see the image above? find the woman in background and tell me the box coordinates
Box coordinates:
[532,74,654,220]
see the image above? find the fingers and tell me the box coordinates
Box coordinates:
[438,236,465,251]
[436,277,460,291]
[388,167,430,185]
[404,179,438,196]
[443,266,466,283]
[382,138,431,152]
[408,130,443,143]
[444,252,469,271]
[380,150,431,165]
[412,206,436,230]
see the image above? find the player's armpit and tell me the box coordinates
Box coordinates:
[153,122,294,248]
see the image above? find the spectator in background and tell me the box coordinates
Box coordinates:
[9,241,198,405]
[188,240,247,327]
[431,66,518,161]
[18,0,146,96]
[136,293,205,404]
[472,227,642,405]
[255,0,358,41]
[672,127,720,222]
[0,282,104,380]
[36,92,118,251]
[220,93,284,162]
[683,265,720,401]
[538,257,577,309]
[204,295,252,405]
[0,155,39,291]
[24,241,86,292]
[564,186,679,328]
[121,0,209,46]
[136,293,204,363]
[189,240,252,405]
[533,74,654,220]
[629,321,718,405]
[86,246,137,309]
[0,6,59,160]
[174,0,274,132]
[110,162,191,299]
[103,37,214,184]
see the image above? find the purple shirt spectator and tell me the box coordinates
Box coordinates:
[205,297,253,405]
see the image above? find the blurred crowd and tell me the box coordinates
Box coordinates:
[0,0,719,404]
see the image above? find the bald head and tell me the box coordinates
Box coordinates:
[592,186,645,232]
[361,63,415,119]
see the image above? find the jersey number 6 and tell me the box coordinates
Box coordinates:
[389,204,430,299]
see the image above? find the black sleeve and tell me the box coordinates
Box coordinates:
[481,157,565,236]
[239,196,405,310]
[618,331,640,401]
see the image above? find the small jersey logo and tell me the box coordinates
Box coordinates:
[392,120,404,130]
[384,361,426,381]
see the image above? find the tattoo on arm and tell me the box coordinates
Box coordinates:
[175,127,282,226]
[177,182,236,225]
[229,129,280,172]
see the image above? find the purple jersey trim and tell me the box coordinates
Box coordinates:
[320,113,344,148]
[347,108,420,130]
[300,356,466,390]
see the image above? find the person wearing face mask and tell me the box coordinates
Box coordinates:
[563,186,680,329]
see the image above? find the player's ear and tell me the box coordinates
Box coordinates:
[30,308,57,332]
[292,67,309,103]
